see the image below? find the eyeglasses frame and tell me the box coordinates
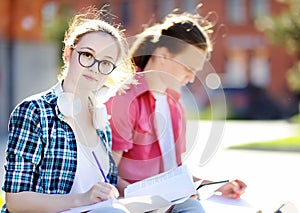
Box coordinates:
[74,49,117,75]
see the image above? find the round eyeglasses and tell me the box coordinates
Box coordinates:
[75,50,116,75]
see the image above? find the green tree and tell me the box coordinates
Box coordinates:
[43,3,72,68]
[256,0,300,92]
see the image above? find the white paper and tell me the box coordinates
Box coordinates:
[194,179,204,189]
[60,195,173,213]
[197,181,228,199]
[119,195,173,213]
[60,199,119,213]
[124,165,196,203]
[62,166,196,213]
[200,195,257,213]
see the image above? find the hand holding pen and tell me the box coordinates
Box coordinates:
[215,179,247,199]
[86,151,119,202]
[84,180,119,204]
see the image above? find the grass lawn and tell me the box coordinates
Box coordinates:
[0,191,4,208]
[227,113,300,152]
[229,134,300,152]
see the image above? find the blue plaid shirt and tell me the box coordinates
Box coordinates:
[1,83,118,212]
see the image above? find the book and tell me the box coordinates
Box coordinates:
[61,165,196,213]
[61,195,175,213]
[60,199,119,213]
[124,165,196,203]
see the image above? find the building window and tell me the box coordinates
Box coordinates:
[157,0,175,20]
[226,0,246,25]
[224,49,248,88]
[182,0,199,13]
[98,3,111,23]
[251,0,269,20]
[121,0,131,27]
[249,49,270,88]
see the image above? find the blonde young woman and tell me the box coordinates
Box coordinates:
[2,7,134,213]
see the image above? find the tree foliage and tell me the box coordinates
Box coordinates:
[256,0,300,92]
[43,3,72,68]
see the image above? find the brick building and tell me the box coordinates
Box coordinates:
[0,0,298,133]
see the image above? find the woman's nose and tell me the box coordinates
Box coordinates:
[88,64,98,74]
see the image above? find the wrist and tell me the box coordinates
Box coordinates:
[71,193,86,208]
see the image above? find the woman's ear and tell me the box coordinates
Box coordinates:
[63,47,72,62]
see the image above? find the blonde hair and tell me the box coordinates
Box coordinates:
[58,6,135,87]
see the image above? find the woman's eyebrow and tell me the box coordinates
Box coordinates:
[79,46,115,61]
[103,55,114,60]
[78,46,95,53]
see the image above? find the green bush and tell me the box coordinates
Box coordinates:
[290,113,300,123]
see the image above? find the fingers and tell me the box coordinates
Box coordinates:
[223,191,240,199]
[216,179,247,199]
[87,182,119,204]
[190,194,198,199]
[96,182,120,200]
[233,179,247,194]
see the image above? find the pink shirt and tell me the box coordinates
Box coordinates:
[105,74,186,183]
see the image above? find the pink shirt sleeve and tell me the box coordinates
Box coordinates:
[106,95,136,151]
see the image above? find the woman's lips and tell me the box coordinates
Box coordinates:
[83,74,98,82]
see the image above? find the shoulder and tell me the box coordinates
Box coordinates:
[10,85,57,119]
[106,75,149,107]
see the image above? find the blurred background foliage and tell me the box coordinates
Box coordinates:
[257,0,300,93]
[40,0,300,122]
[43,3,72,67]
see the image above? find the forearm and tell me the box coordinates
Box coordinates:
[112,150,129,197]
[6,191,85,213]
[116,177,130,197]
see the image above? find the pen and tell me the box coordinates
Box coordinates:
[196,180,229,190]
[92,151,109,183]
